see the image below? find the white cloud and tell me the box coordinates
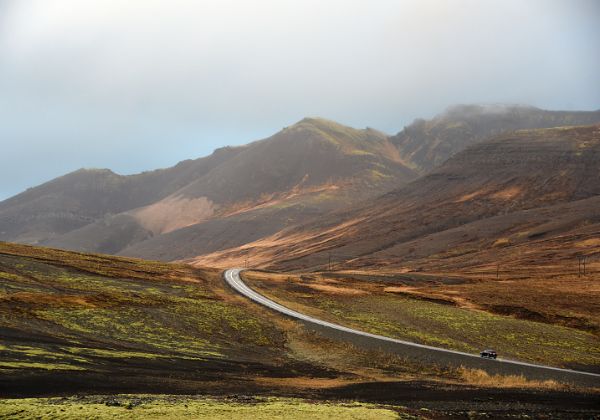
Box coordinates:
[0,0,598,199]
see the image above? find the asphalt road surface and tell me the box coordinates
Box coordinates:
[224,268,600,387]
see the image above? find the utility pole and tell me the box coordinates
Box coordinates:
[578,255,587,277]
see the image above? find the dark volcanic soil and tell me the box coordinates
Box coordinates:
[2,371,599,419]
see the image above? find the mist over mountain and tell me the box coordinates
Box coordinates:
[1,105,599,264]
[188,121,600,272]
[2,0,599,202]
[391,105,600,172]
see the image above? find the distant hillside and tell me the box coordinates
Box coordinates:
[118,118,416,260]
[0,118,416,257]
[191,124,600,274]
[0,147,240,245]
[391,105,600,173]
[3,106,599,263]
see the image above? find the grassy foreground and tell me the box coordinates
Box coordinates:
[2,242,599,418]
[0,242,285,373]
[0,241,465,399]
[243,271,600,370]
[0,396,408,420]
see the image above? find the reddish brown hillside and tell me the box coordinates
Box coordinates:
[15,118,416,258]
[117,118,416,261]
[191,125,600,274]
[391,105,600,173]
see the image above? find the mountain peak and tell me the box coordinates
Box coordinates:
[72,168,116,175]
[291,116,346,130]
[392,105,600,172]
[284,117,387,140]
[443,103,537,116]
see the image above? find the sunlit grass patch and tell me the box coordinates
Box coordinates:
[0,243,287,380]
[0,361,86,371]
[458,367,565,389]
[0,343,91,373]
[247,276,600,369]
[0,395,407,420]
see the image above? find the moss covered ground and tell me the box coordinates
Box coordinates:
[0,395,407,419]
[243,272,600,370]
[1,242,599,417]
[0,243,284,371]
[0,242,303,396]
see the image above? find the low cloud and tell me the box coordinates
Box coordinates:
[0,0,599,199]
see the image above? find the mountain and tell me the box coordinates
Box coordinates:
[0,118,417,257]
[391,105,600,173]
[0,147,241,246]
[190,124,600,274]
[3,107,600,263]
[117,118,416,260]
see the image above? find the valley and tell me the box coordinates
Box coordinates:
[3,2,599,417]
[1,242,599,419]
[2,106,600,418]
[241,270,599,372]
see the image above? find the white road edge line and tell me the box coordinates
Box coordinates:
[224,268,600,379]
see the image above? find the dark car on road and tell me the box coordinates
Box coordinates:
[480,349,497,359]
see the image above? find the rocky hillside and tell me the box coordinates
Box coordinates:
[0,118,416,257]
[0,147,240,245]
[391,105,600,173]
[191,125,600,273]
[3,106,599,263]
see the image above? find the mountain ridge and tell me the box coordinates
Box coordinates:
[189,124,600,273]
[2,106,600,264]
[390,104,600,172]
[0,117,417,256]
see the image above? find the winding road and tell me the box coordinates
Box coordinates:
[224,268,600,386]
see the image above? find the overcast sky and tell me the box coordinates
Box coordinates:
[1,0,599,200]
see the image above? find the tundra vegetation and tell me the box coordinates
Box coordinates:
[1,242,598,418]
[0,396,407,420]
[242,271,600,370]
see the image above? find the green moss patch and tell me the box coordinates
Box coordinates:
[0,244,286,380]
[0,395,406,420]
[249,278,600,369]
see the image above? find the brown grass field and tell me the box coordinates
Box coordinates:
[242,270,600,371]
[1,242,599,418]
